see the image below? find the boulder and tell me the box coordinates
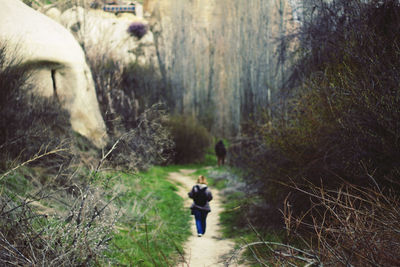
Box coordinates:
[0,0,107,148]
[58,7,156,66]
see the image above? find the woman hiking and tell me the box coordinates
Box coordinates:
[188,175,213,237]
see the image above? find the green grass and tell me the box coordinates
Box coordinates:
[106,167,191,266]
[2,170,31,196]
[0,165,192,266]
[0,141,232,266]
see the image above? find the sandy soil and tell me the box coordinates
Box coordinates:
[168,169,244,267]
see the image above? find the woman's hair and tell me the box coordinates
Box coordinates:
[197,175,208,185]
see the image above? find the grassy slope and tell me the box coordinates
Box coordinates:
[106,167,191,266]
[0,165,192,266]
[1,144,254,266]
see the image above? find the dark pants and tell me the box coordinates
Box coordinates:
[217,156,225,166]
[192,209,208,234]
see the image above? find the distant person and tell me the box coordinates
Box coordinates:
[215,140,227,167]
[188,175,213,237]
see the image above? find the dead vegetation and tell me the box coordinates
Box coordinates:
[0,145,121,266]
[0,34,174,265]
[281,180,400,266]
[226,0,400,265]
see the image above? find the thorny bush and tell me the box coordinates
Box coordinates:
[283,181,400,266]
[0,167,120,266]
[86,44,174,171]
[229,0,400,226]
[227,0,400,264]
[106,104,174,171]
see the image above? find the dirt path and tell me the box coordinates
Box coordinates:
[168,169,244,267]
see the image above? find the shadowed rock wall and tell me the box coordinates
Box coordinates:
[0,0,107,147]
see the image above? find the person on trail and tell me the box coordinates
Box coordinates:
[215,140,227,167]
[188,175,213,237]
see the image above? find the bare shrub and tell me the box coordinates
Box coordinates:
[227,130,292,229]
[0,39,122,266]
[106,104,174,171]
[0,148,121,266]
[0,19,172,267]
[86,48,129,137]
[228,0,400,230]
[86,44,174,170]
[226,179,400,266]
[1,94,77,168]
[282,180,400,266]
[121,62,167,115]
[223,3,400,265]
[0,42,29,110]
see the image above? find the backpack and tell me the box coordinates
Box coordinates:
[193,185,208,206]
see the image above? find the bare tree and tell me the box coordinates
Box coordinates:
[149,0,296,136]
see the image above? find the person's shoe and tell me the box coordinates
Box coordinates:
[198,234,202,237]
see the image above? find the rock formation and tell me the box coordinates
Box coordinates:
[0,0,107,148]
[48,5,156,67]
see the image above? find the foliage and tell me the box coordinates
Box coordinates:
[127,22,148,40]
[163,115,212,164]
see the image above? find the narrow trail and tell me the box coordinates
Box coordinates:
[168,169,244,267]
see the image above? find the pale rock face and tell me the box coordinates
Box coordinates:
[0,0,107,148]
[43,6,62,22]
[57,7,156,66]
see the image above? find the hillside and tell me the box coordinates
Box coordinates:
[2,0,400,266]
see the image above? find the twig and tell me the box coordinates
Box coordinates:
[226,241,320,266]
[0,232,32,265]
[0,147,67,181]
